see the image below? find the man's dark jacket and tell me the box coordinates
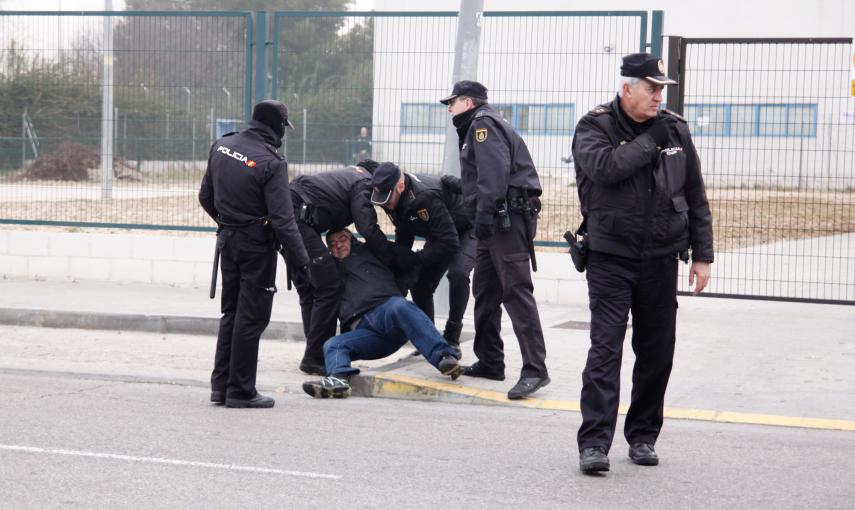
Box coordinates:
[382,173,467,267]
[457,105,542,226]
[571,96,714,261]
[290,166,392,264]
[199,120,308,267]
[336,239,401,329]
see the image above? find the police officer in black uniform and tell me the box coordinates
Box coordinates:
[441,80,550,400]
[199,100,309,409]
[571,54,714,473]
[289,160,394,375]
[369,162,476,355]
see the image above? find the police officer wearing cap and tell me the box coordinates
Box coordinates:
[441,80,550,400]
[370,162,476,355]
[199,99,309,409]
[289,159,394,375]
[571,53,714,473]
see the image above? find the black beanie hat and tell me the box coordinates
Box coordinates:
[252,100,294,138]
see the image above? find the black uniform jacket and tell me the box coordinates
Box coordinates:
[336,239,402,329]
[290,166,393,264]
[199,120,308,267]
[382,173,465,267]
[571,96,714,262]
[459,105,542,225]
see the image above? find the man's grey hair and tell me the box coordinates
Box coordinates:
[617,76,642,97]
[458,95,488,108]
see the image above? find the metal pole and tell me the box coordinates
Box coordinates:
[303,108,309,163]
[441,0,483,178]
[437,0,484,319]
[21,110,26,171]
[100,2,114,199]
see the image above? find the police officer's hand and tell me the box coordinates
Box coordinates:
[646,116,673,147]
[475,221,494,240]
[689,261,711,295]
[393,245,421,269]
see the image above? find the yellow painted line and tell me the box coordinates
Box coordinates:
[372,373,855,432]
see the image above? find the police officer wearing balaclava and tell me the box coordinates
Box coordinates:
[441,80,550,400]
[199,100,309,409]
[572,53,713,473]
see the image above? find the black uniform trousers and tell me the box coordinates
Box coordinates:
[291,220,342,365]
[472,213,547,378]
[410,229,477,324]
[577,250,678,452]
[211,229,278,400]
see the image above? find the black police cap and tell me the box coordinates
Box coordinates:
[620,53,678,85]
[370,162,402,205]
[252,100,295,138]
[440,80,488,105]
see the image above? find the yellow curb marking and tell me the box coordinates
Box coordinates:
[373,373,855,432]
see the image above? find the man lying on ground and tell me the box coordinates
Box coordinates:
[302,228,463,399]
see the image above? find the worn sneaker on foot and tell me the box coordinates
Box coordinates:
[302,376,351,399]
[438,354,463,380]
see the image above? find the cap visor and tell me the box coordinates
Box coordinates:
[285,119,295,129]
[644,76,678,86]
[439,94,457,105]
[370,188,392,205]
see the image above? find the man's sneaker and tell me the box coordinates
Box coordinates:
[438,354,463,380]
[628,443,659,466]
[462,361,505,381]
[507,376,551,400]
[302,376,351,399]
[225,393,275,408]
[579,447,610,473]
[299,358,326,376]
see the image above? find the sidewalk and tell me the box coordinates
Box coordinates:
[1,277,854,432]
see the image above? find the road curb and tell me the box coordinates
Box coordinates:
[0,307,306,341]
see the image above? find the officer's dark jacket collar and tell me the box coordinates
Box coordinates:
[452,104,490,148]
[246,120,282,148]
[609,95,656,139]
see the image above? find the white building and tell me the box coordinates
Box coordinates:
[368,0,855,188]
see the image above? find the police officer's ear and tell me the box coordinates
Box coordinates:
[395,174,407,194]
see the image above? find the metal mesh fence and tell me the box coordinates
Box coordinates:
[273,11,650,245]
[674,38,855,302]
[0,12,251,230]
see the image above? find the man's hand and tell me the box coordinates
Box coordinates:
[646,116,673,146]
[475,221,494,241]
[688,261,710,295]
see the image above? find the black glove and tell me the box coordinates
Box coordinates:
[393,245,421,268]
[475,221,494,241]
[440,174,463,194]
[645,117,672,146]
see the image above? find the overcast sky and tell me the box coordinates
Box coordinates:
[2,0,377,10]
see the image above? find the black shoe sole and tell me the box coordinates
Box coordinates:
[302,382,351,399]
[580,461,610,473]
[629,455,659,466]
[225,398,275,408]
[210,391,225,405]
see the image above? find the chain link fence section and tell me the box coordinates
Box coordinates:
[0,11,252,230]
[672,38,855,303]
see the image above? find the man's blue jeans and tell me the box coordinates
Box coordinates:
[324,297,456,376]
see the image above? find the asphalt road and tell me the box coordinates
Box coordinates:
[1,372,853,509]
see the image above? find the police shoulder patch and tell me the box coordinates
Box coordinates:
[474,128,488,143]
[662,109,687,123]
[417,208,430,221]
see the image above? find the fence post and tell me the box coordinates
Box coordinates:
[665,36,685,114]
[254,11,268,103]
[100,8,114,200]
[651,11,664,57]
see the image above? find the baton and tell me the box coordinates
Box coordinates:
[209,241,220,299]
[522,187,538,272]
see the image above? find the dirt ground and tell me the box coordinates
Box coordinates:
[1,180,853,251]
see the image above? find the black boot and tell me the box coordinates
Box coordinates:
[443,320,463,358]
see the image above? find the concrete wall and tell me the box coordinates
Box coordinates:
[0,229,587,305]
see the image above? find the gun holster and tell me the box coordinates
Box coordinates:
[564,229,588,273]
